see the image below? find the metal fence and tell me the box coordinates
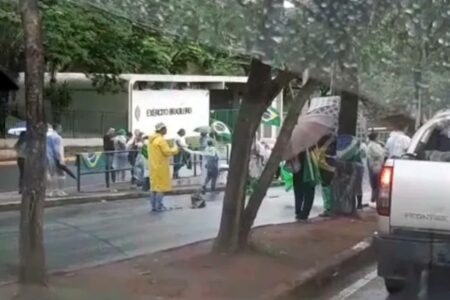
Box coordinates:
[75,146,230,192]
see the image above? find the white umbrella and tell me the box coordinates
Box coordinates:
[283,96,340,160]
[283,115,334,160]
[7,121,26,136]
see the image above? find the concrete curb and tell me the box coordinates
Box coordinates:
[261,236,374,300]
[0,156,76,166]
[0,187,207,212]
[0,182,284,212]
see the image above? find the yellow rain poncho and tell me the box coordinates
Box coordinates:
[148,133,178,192]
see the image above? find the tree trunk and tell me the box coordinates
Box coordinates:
[338,88,358,136]
[0,91,8,138]
[48,69,62,125]
[334,60,359,215]
[213,59,273,252]
[18,0,48,293]
[238,80,318,247]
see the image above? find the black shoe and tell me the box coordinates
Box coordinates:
[319,211,332,217]
[296,217,308,223]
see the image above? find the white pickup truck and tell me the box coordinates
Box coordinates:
[374,111,450,294]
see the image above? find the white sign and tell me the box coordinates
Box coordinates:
[131,90,210,139]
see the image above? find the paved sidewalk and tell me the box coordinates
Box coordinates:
[0,187,373,282]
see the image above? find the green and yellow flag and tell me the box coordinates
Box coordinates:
[262,107,281,127]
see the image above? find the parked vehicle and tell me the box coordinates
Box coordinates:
[374,111,450,294]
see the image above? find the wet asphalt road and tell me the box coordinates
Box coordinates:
[0,163,198,193]
[0,163,103,193]
[321,265,450,300]
[0,187,327,282]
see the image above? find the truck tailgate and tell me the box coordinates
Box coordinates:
[391,160,450,232]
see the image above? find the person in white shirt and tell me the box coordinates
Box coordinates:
[385,128,411,158]
[367,132,387,202]
[202,140,219,194]
[173,129,189,179]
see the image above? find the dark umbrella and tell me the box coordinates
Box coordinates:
[56,160,77,180]
[0,69,18,91]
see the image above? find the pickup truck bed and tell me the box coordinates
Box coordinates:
[390,159,450,232]
[375,111,450,294]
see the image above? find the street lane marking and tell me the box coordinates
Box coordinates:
[330,270,378,300]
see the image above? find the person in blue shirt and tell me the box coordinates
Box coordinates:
[46,124,66,197]
[202,140,219,194]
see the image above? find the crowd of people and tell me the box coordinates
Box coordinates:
[101,123,220,212]
[14,122,219,211]
[14,120,415,217]
[286,126,412,222]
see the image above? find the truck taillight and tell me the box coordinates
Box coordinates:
[377,166,393,216]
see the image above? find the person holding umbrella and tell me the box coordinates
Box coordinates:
[14,131,26,194]
[173,128,189,179]
[46,124,67,197]
[291,148,320,222]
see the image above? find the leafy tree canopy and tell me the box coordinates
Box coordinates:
[0,0,244,84]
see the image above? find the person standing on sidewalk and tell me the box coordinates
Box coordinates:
[14,131,26,194]
[292,149,319,222]
[127,129,143,184]
[173,128,189,179]
[135,140,150,190]
[199,132,208,150]
[366,132,386,202]
[148,123,178,212]
[354,141,366,210]
[202,140,219,194]
[46,124,66,197]
[385,127,411,159]
[103,128,116,185]
[113,129,128,182]
[314,134,337,217]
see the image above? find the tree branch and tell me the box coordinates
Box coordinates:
[268,69,297,104]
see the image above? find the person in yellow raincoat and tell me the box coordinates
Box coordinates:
[148,122,179,212]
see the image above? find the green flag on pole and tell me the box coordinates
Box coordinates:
[262,107,281,127]
[80,152,106,171]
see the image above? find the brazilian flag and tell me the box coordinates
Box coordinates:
[302,150,321,185]
[262,107,281,127]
